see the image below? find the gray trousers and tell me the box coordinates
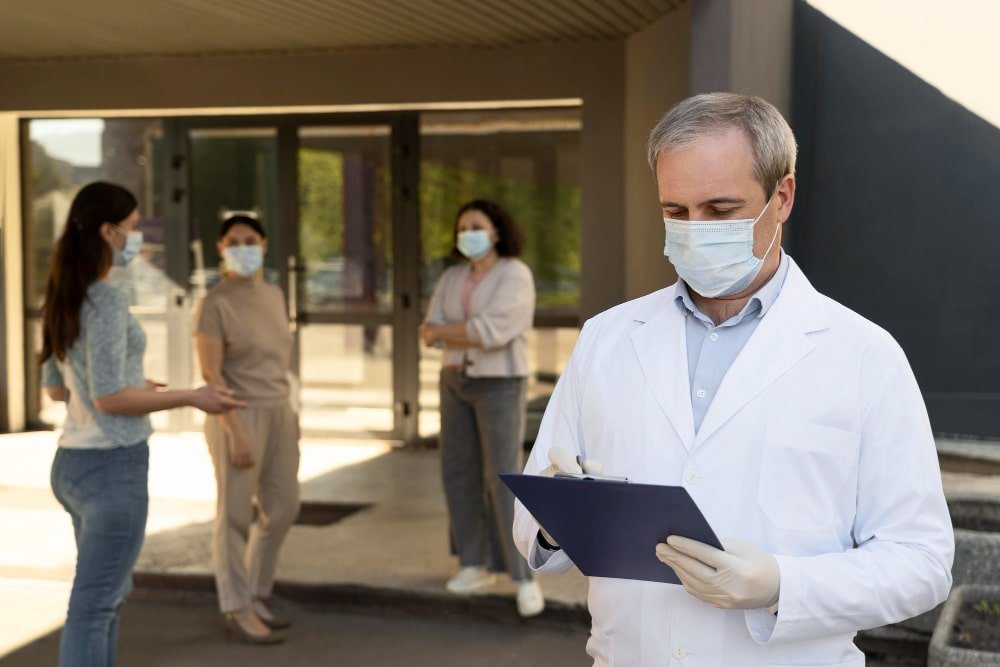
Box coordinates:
[439,369,531,582]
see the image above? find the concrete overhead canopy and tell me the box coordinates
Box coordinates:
[0,0,684,61]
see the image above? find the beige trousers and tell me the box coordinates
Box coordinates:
[205,404,300,613]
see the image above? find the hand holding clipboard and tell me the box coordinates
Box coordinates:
[502,470,722,585]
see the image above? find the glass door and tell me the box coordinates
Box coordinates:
[21,117,169,430]
[174,114,420,441]
[180,124,281,431]
[416,108,583,443]
[293,124,395,436]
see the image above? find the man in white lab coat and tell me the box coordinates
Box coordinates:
[513,93,954,666]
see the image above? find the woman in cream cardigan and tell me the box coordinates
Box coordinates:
[420,199,542,617]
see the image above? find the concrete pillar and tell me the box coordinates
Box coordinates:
[0,113,26,432]
[690,0,795,251]
[691,0,794,116]
[579,45,627,318]
[623,5,691,301]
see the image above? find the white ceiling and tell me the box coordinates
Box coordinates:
[0,0,684,61]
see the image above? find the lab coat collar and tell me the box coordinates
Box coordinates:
[629,287,697,449]
[629,256,830,451]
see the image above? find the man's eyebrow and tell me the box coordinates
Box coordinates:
[660,197,747,208]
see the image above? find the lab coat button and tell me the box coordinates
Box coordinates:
[672,646,686,659]
[684,471,698,485]
[695,389,707,398]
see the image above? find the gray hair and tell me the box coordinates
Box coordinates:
[646,93,797,196]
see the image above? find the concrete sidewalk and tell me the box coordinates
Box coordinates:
[0,591,591,667]
[0,430,588,658]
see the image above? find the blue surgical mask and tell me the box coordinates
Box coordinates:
[457,230,494,260]
[663,194,779,298]
[223,245,265,277]
[113,228,144,266]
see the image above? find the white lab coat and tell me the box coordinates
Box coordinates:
[514,258,954,667]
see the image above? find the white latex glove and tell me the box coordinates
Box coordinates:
[534,447,604,548]
[538,446,603,478]
[655,536,780,611]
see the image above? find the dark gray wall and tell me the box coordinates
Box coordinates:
[791,2,1000,437]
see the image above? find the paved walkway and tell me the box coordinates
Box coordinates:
[0,431,588,659]
[0,592,591,667]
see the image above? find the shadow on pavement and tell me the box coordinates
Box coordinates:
[0,591,591,667]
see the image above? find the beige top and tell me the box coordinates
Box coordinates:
[196,277,293,407]
[424,257,535,378]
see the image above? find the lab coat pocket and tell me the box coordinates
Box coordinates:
[758,417,859,531]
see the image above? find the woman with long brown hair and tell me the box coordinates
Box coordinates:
[41,181,244,667]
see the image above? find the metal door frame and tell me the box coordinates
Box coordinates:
[167,111,421,442]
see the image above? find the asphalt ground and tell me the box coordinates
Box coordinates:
[0,592,591,667]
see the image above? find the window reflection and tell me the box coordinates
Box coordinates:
[417,108,583,440]
[24,118,166,429]
[419,108,582,314]
[298,125,393,315]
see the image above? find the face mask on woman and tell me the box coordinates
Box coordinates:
[457,230,494,260]
[223,245,265,277]
[113,227,144,266]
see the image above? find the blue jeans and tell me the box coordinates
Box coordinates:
[51,443,149,667]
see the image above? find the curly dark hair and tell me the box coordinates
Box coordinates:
[451,199,524,259]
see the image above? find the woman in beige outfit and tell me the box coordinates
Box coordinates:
[196,214,300,644]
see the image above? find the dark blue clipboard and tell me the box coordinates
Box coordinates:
[501,473,723,585]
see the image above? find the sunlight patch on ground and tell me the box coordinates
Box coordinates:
[298,438,394,483]
[0,510,75,572]
[0,431,393,656]
[0,578,71,658]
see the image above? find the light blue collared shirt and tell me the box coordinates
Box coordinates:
[675,251,791,433]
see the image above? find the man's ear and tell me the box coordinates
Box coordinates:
[776,175,796,224]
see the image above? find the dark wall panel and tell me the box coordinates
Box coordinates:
[792,2,1000,437]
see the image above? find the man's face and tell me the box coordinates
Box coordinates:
[656,127,793,267]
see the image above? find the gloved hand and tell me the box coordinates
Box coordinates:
[534,447,604,548]
[655,536,780,611]
[538,446,604,478]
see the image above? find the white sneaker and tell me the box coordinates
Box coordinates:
[446,566,496,594]
[516,581,545,617]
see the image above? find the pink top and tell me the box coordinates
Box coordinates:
[459,269,487,318]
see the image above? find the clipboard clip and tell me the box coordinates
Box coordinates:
[553,472,630,483]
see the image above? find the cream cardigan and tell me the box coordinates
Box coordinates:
[424,257,536,378]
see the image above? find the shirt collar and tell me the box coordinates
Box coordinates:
[674,250,790,325]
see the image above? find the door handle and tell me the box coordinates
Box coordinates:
[287,255,299,332]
